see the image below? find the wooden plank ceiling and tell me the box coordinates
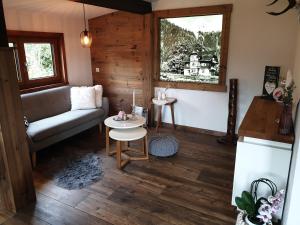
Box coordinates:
[71,0,152,14]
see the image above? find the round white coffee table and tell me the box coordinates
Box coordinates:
[104,114,146,129]
[104,114,146,155]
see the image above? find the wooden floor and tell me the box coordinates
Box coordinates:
[1,127,237,225]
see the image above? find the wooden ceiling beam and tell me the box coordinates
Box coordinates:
[0,0,8,47]
[71,0,152,14]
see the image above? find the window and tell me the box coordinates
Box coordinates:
[153,5,232,92]
[8,31,68,92]
[24,43,55,80]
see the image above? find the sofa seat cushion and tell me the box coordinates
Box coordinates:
[27,109,104,142]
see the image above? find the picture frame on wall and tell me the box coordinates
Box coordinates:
[262,66,280,99]
[153,4,233,92]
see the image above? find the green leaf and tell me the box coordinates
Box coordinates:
[244,205,256,217]
[235,192,256,217]
[235,197,246,210]
[242,191,255,208]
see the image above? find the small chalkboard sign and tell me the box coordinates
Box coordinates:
[262,66,280,99]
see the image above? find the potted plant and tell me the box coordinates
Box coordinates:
[235,178,285,225]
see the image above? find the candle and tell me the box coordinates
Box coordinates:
[157,91,161,100]
[286,70,293,88]
[133,89,135,107]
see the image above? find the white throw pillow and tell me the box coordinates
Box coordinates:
[94,85,103,108]
[71,86,96,110]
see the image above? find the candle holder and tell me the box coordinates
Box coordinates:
[131,105,136,120]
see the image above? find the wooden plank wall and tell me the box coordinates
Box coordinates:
[89,11,153,115]
[0,49,35,212]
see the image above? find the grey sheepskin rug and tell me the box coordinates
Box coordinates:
[54,153,103,190]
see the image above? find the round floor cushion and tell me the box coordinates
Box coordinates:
[149,135,179,157]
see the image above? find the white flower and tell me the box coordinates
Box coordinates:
[271,200,281,213]
[268,189,285,214]
[268,196,276,203]
[269,190,285,202]
[268,189,285,204]
[257,214,272,223]
[258,203,272,216]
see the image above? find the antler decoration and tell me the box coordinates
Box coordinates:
[267,0,280,6]
[267,0,298,15]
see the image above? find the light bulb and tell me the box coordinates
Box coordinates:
[83,36,89,45]
[80,30,92,48]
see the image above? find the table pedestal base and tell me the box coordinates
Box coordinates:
[106,126,149,169]
[115,136,149,169]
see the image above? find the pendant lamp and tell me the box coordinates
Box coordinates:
[80,2,92,48]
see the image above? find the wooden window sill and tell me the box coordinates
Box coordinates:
[154,80,227,92]
[19,82,69,94]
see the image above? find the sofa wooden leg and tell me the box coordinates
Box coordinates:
[98,123,103,142]
[31,152,36,168]
[98,123,103,133]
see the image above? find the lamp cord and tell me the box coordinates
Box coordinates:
[82,2,87,30]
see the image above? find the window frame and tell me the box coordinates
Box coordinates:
[153,4,232,92]
[8,30,68,93]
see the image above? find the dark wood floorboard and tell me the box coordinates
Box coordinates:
[1,127,237,225]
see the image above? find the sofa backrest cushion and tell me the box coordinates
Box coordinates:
[21,86,71,122]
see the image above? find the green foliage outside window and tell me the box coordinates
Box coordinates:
[24,43,54,80]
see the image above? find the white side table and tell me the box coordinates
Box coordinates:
[104,114,146,155]
[152,97,177,132]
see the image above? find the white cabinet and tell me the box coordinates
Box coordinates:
[232,137,292,219]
